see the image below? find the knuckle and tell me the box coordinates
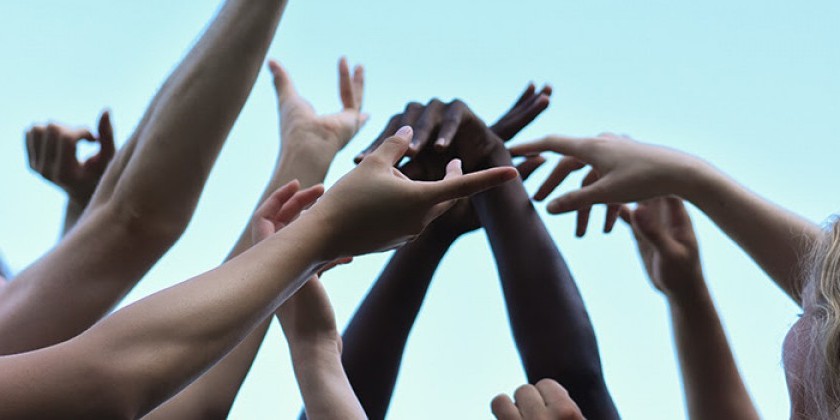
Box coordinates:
[406,101,422,111]
[550,403,583,419]
[448,98,465,108]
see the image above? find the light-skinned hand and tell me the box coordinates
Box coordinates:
[269,57,367,157]
[303,126,518,259]
[620,197,704,298]
[509,132,705,237]
[491,379,585,420]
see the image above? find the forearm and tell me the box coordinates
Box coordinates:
[106,0,288,227]
[146,149,338,419]
[684,161,820,302]
[0,0,289,355]
[291,343,366,420]
[82,225,323,418]
[340,232,455,419]
[666,282,759,420]
[472,153,616,418]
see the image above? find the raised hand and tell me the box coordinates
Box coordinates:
[491,379,585,420]
[270,57,367,158]
[303,126,518,258]
[25,111,116,205]
[426,155,547,238]
[250,180,325,244]
[509,132,706,236]
[353,87,551,238]
[355,83,551,163]
[620,197,704,297]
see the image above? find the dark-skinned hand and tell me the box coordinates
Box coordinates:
[357,84,552,238]
[25,112,116,206]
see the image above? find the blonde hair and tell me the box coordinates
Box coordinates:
[801,218,840,419]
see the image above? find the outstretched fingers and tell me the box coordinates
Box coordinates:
[533,156,586,201]
[268,59,298,102]
[338,57,355,110]
[509,135,587,158]
[426,162,518,203]
[273,184,326,226]
[515,155,547,181]
[254,181,302,222]
[574,169,599,237]
[434,100,466,150]
[491,83,553,141]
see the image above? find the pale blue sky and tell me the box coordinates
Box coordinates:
[1,1,839,418]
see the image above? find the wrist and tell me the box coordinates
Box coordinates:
[471,133,510,171]
[415,226,460,248]
[289,337,342,366]
[278,138,340,171]
[678,158,723,206]
[663,271,711,306]
[65,197,87,214]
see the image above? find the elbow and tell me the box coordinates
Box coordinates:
[94,200,191,248]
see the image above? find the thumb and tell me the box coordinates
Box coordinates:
[369,126,412,166]
[97,110,116,160]
[268,59,298,101]
[427,163,518,203]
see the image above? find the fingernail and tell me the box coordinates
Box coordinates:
[396,126,412,138]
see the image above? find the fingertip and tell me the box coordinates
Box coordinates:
[267,59,281,74]
[541,84,554,96]
[434,137,449,151]
[395,125,413,141]
[445,158,463,174]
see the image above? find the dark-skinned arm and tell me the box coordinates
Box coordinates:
[471,146,619,420]
[337,85,551,420]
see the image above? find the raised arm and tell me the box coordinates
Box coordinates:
[145,57,367,419]
[0,129,517,418]
[279,276,366,420]
[25,112,115,236]
[621,197,759,420]
[3,0,289,355]
[510,133,821,304]
[398,109,620,419]
[338,86,550,419]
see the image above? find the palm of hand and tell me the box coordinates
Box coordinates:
[629,198,702,295]
[271,57,365,155]
[280,100,362,152]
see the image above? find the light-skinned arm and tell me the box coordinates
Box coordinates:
[510,133,820,303]
[621,197,759,420]
[145,56,366,419]
[2,0,289,355]
[0,129,518,418]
